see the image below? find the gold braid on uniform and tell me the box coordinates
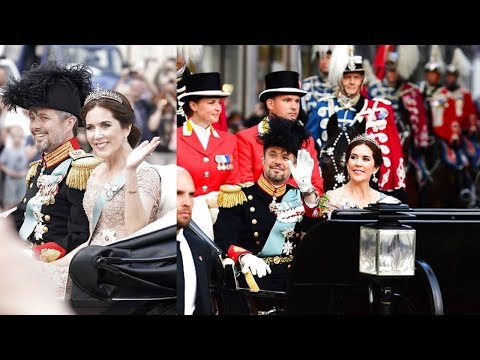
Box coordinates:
[257,174,286,197]
[66,150,103,190]
[217,182,254,208]
[25,160,41,185]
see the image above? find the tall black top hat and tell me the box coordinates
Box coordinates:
[258,70,307,103]
[177,72,230,102]
[1,61,93,124]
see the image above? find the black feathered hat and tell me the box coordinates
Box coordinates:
[1,61,93,125]
[257,115,310,155]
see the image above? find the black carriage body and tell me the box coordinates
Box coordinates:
[288,208,480,315]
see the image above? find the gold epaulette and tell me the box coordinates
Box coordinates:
[66,150,103,190]
[25,160,41,185]
[217,183,250,208]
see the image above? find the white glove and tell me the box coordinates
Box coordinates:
[287,149,314,193]
[239,254,271,278]
[206,191,219,208]
[222,258,235,268]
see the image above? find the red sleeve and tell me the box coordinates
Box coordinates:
[462,91,478,133]
[32,242,66,262]
[236,129,256,183]
[403,85,430,148]
[302,199,324,218]
[227,245,251,264]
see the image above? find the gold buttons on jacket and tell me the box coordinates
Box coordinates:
[255,241,261,246]
[202,185,208,192]
[23,198,27,203]
[43,226,48,233]
[203,157,209,163]
[253,232,259,237]
[247,195,253,200]
[251,219,257,225]
[29,183,33,188]
[44,215,51,221]
[249,207,255,212]
[204,171,210,177]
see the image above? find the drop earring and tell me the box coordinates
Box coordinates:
[372,172,378,183]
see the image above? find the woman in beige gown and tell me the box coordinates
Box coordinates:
[41,89,161,299]
[321,134,400,219]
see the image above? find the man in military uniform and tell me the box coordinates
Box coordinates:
[1,62,101,262]
[213,117,322,313]
[302,45,336,118]
[307,45,406,201]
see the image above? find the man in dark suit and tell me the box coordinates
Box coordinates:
[176,166,222,315]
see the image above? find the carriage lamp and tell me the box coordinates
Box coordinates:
[359,198,416,276]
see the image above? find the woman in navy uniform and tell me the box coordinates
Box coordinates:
[1,62,100,262]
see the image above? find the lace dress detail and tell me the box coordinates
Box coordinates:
[83,166,161,245]
[39,165,161,299]
[323,188,393,219]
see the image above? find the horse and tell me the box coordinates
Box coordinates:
[317,115,366,192]
[420,135,478,208]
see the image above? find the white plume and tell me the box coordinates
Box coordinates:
[425,45,445,72]
[450,47,472,78]
[328,45,351,85]
[396,45,420,80]
[311,45,335,61]
[176,45,204,65]
[362,58,378,86]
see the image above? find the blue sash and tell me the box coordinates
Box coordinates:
[19,158,72,241]
[89,175,125,243]
[258,189,303,257]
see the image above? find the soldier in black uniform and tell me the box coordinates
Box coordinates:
[213,117,323,313]
[1,62,102,262]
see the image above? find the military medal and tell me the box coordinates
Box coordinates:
[215,154,232,171]
[269,195,278,212]
[215,155,225,170]
[225,154,231,170]
[37,173,63,206]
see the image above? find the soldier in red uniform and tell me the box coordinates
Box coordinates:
[367,45,430,206]
[177,72,240,196]
[236,70,324,195]
[430,48,478,145]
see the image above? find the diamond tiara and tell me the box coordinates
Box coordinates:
[351,133,380,148]
[84,85,123,106]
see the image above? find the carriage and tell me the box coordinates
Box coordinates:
[213,206,480,315]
